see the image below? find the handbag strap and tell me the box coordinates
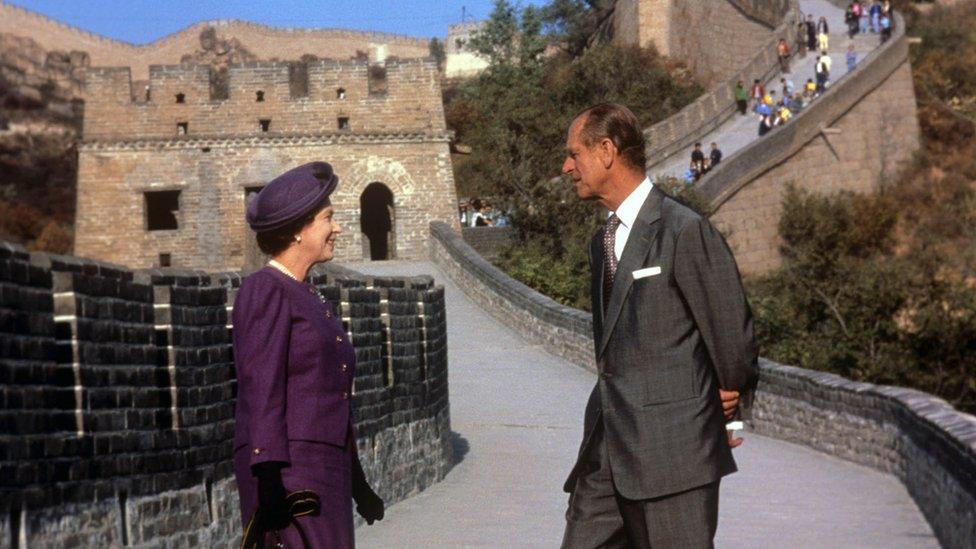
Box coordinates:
[241,490,322,549]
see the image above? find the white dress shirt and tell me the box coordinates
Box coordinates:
[609,177,654,261]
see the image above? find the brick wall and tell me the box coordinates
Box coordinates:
[0,2,430,82]
[609,0,791,86]
[700,12,920,274]
[76,57,460,271]
[460,227,514,263]
[429,220,974,549]
[0,241,452,547]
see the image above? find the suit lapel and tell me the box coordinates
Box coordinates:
[598,187,665,359]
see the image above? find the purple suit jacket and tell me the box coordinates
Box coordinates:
[232,267,356,467]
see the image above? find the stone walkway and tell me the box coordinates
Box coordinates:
[651,0,882,180]
[350,260,936,548]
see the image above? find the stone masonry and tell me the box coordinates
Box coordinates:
[76,58,459,271]
[0,241,452,547]
[702,11,920,274]
[611,0,791,85]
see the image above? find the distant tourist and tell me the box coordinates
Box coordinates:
[775,102,793,125]
[236,162,385,548]
[791,91,807,111]
[859,1,870,33]
[469,198,488,227]
[818,29,830,52]
[880,13,892,44]
[780,77,795,97]
[806,14,817,51]
[749,79,765,109]
[758,112,774,136]
[870,1,882,33]
[475,203,494,227]
[845,4,859,38]
[777,38,791,73]
[797,21,809,58]
[846,44,858,73]
[709,142,723,170]
[817,15,830,36]
[735,80,749,114]
[805,78,817,98]
[816,53,831,93]
[690,142,706,180]
[458,201,471,226]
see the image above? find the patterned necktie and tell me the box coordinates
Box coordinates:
[603,214,621,308]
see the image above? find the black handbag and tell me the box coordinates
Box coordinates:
[241,490,321,549]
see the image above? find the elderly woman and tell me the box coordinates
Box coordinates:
[233,162,384,548]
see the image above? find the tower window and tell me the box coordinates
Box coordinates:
[177,122,188,135]
[336,88,346,99]
[259,119,271,132]
[256,90,265,102]
[145,190,180,231]
[338,117,350,130]
[175,93,185,103]
[159,253,172,267]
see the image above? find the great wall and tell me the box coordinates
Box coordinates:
[2,0,974,547]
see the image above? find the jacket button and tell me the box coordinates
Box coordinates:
[253,448,261,455]
[342,391,349,399]
[341,363,348,372]
[336,336,343,343]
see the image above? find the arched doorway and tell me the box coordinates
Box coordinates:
[360,182,395,260]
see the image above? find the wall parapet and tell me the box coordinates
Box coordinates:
[428,221,975,548]
[429,221,594,371]
[0,240,452,546]
[643,0,798,171]
[696,11,911,209]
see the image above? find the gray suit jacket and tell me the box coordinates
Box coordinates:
[564,186,759,500]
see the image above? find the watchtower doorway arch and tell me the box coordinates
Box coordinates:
[360,182,395,260]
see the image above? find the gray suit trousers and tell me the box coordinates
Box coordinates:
[562,421,719,549]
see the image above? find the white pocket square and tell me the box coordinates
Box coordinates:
[632,266,662,279]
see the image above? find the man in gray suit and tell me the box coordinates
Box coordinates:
[560,103,759,548]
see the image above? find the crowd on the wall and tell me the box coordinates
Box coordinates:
[687,1,896,181]
[458,197,509,227]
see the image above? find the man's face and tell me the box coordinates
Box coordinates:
[562,117,606,201]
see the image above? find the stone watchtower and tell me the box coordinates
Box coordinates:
[75,58,459,270]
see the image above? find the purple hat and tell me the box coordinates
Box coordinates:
[246,162,338,232]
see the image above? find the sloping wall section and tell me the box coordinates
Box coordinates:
[699,11,920,273]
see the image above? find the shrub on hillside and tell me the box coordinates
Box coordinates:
[452,1,703,307]
[749,186,976,413]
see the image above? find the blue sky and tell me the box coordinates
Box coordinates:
[8,0,549,44]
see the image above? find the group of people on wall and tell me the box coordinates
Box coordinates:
[728,5,892,148]
[458,197,508,227]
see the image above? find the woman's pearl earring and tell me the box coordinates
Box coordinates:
[295,235,302,243]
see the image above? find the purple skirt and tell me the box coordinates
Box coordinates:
[235,439,354,548]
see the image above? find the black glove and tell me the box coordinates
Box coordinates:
[253,462,290,532]
[351,457,385,525]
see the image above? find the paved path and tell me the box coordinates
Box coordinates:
[351,260,936,548]
[651,0,882,180]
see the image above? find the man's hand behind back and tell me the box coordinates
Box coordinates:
[720,389,744,448]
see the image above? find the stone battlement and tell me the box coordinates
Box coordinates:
[0,240,452,546]
[83,58,445,141]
